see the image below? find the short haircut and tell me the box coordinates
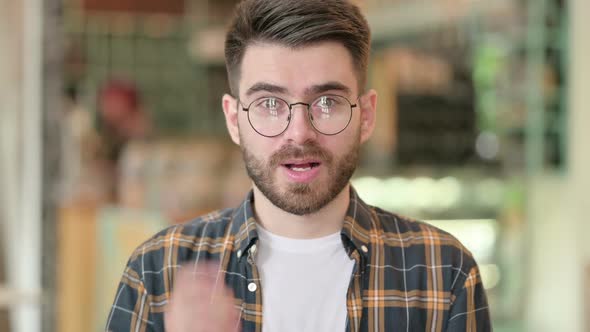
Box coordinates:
[224,0,371,96]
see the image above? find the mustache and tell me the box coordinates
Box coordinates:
[269,141,333,167]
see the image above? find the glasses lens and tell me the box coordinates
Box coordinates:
[248,97,290,136]
[309,95,352,135]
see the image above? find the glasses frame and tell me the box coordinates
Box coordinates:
[238,94,359,137]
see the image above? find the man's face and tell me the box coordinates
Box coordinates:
[223,42,375,215]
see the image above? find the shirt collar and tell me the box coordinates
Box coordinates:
[230,190,260,259]
[229,186,376,261]
[340,186,373,260]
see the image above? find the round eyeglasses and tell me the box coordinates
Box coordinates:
[239,94,358,137]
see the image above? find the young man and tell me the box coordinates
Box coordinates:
[106,0,491,331]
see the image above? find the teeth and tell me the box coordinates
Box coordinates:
[292,166,311,172]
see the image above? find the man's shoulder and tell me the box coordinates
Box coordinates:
[126,207,237,267]
[366,206,481,290]
[369,205,475,261]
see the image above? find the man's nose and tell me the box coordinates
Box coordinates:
[282,104,318,143]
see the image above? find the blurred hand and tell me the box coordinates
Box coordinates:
[165,262,241,332]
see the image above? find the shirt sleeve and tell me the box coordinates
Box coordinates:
[105,264,154,332]
[445,265,492,331]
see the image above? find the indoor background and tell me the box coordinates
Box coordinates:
[0,0,589,331]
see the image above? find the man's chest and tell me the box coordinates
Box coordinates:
[256,244,356,332]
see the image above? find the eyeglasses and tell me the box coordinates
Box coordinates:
[239,94,358,137]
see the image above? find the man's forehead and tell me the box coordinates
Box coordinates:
[238,42,358,97]
[243,81,353,98]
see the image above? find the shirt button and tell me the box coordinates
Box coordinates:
[250,244,257,254]
[237,250,242,258]
[248,282,257,292]
[361,245,368,253]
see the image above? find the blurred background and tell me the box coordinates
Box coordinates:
[0,0,588,331]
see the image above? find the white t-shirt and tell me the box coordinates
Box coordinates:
[255,226,355,332]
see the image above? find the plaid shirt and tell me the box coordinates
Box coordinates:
[106,187,491,331]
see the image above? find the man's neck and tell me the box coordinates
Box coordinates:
[251,184,350,239]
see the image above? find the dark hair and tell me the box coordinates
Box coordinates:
[224,0,371,95]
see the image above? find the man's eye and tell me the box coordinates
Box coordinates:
[254,98,283,117]
[263,98,278,109]
[318,96,334,108]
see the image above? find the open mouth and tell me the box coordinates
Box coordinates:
[282,162,321,172]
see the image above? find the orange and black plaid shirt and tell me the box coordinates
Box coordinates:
[106,187,491,331]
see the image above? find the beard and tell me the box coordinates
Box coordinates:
[240,132,360,216]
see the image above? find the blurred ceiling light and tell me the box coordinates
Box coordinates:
[435,176,462,209]
[427,219,498,263]
[475,178,504,207]
[383,177,410,210]
[410,177,437,209]
[354,176,466,212]
[351,176,384,207]
[479,264,501,290]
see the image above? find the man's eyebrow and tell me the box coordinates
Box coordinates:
[245,82,288,97]
[305,82,352,96]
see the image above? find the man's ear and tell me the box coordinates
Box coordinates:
[359,89,377,144]
[222,93,240,145]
